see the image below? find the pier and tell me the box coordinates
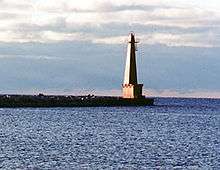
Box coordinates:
[0,94,154,107]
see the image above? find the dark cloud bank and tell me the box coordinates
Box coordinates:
[0,41,219,95]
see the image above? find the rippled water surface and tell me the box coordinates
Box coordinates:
[0,98,220,169]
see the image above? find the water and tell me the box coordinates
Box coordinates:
[0,98,220,169]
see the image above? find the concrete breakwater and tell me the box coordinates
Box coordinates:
[0,94,154,107]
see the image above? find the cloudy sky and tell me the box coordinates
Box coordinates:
[0,0,220,98]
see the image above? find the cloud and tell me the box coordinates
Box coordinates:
[0,54,61,60]
[0,0,219,47]
[0,41,219,89]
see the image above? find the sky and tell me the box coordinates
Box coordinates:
[0,0,220,98]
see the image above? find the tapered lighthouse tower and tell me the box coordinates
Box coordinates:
[122,33,143,99]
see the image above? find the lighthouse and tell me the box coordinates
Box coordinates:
[122,32,143,99]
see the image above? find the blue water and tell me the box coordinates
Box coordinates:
[0,98,220,169]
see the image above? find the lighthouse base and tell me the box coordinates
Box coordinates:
[122,84,143,99]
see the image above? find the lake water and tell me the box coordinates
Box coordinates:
[0,98,220,169]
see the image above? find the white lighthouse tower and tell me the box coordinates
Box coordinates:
[122,33,143,99]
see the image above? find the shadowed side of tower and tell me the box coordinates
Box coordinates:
[122,33,143,99]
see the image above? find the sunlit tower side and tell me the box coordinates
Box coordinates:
[122,32,143,99]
